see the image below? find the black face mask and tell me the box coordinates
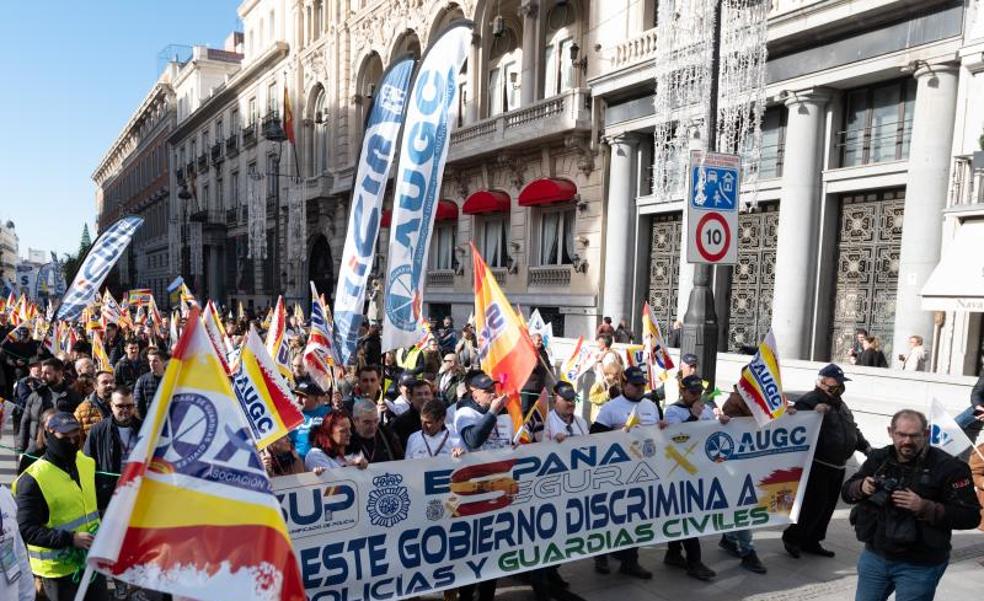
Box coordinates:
[824,383,845,398]
[46,434,78,463]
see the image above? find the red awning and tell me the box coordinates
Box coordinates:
[436,199,459,221]
[462,190,511,215]
[381,200,457,228]
[518,177,578,206]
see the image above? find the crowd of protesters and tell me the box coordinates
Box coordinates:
[0,306,982,601]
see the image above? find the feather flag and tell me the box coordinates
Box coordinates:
[736,329,786,427]
[232,326,304,450]
[305,282,339,392]
[91,332,113,374]
[471,243,537,436]
[82,308,305,600]
[264,296,291,382]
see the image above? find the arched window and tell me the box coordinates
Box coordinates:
[543,2,577,98]
[313,87,329,176]
[355,53,383,143]
[487,27,520,116]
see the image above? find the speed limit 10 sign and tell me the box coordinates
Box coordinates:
[686,150,739,265]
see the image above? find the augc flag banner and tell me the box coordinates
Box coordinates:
[265,295,292,382]
[736,329,786,427]
[471,242,537,431]
[275,413,821,601]
[232,325,304,450]
[381,22,472,353]
[56,216,143,321]
[333,55,415,363]
[84,309,304,600]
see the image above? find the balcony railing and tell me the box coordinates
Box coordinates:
[243,122,258,147]
[226,208,238,224]
[188,207,226,226]
[449,88,591,162]
[426,270,454,287]
[528,266,572,287]
[612,26,657,70]
[949,154,984,208]
[226,134,239,157]
[210,142,223,165]
[262,111,286,142]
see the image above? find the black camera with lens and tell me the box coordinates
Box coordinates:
[867,475,904,507]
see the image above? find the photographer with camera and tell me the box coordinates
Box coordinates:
[842,409,981,601]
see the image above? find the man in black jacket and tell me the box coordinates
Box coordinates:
[113,339,148,389]
[17,357,82,456]
[391,379,435,448]
[842,409,980,600]
[782,363,870,559]
[83,385,141,513]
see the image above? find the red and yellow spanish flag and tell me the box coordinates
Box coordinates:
[84,308,304,600]
[282,83,295,146]
[471,243,537,434]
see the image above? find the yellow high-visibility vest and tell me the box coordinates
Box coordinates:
[13,452,100,578]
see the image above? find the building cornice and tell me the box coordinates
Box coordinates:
[169,42,290,144]
[92,83,174,181]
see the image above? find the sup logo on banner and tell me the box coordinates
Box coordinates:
[367,473,411,527]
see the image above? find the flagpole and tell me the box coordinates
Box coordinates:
[72,565,95,601]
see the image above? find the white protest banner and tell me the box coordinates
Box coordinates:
[381,22,472,353]
[274,412,821,600]
[333,56,415,364]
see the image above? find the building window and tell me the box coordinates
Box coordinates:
[231,108,239,130]
[431,223,456,270]
[487,28,520,116]
[202,130,209,152]
[537,205,575,266]
[543,2,576,98]
[231,171,240,206]
[248,98,258,123]
[839,79,916,168]
[266,156,279,197]
[202,184,210,210]
[267,81,278,113]
[313,88,328,175]
[216,119,223,140]
[216,178,224,210]
[479,215,508,268]
[746,106,786,179]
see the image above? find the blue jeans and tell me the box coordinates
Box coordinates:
[723,529,754,557]
[855,548,948,601]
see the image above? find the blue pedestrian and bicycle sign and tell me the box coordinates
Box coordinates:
[687,151,740,265]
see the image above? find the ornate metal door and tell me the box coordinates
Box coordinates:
[829,189,905,362]
[647,212,682,328]
[728,205,778,350]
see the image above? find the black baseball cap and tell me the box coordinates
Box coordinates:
[624,366,648,385]
[48,412,81,434]
[681,374,704,392]
[294,381,326,397]
[399,372,419,388]
[680,353,699,367]
[553,381,577,401]
[467,372,499,391]
[818,363,850,384]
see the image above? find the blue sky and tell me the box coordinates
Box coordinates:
[0,0,240,262]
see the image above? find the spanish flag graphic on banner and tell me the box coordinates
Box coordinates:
[471,242,537,434]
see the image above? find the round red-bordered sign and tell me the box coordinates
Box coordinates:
[695,212,731,262]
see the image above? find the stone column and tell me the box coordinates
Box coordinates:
[519,0,539,107]
[771,88,831,360]
[601,134,639,326]
[466,35,480,123]
[892,64,960,357]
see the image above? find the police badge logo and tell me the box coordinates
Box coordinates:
[642,439,657,458]
[366,473,411,527]
[426,499,445,521]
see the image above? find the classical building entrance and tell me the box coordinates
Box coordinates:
[728,204,779,351]
[829,189,905,361]
[646,212,682,329]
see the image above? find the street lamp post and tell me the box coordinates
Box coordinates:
[680,0,724,390]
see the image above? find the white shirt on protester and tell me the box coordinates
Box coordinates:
[454,404,514,452]
[543,409,589,440]
[385,396,412,417]
[0,486,33,601]
[594,395,660,429]
[664,402,716,424]
[304,448,344,471]
[405,428,459,459]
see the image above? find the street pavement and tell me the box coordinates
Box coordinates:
[0,425,980,600]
